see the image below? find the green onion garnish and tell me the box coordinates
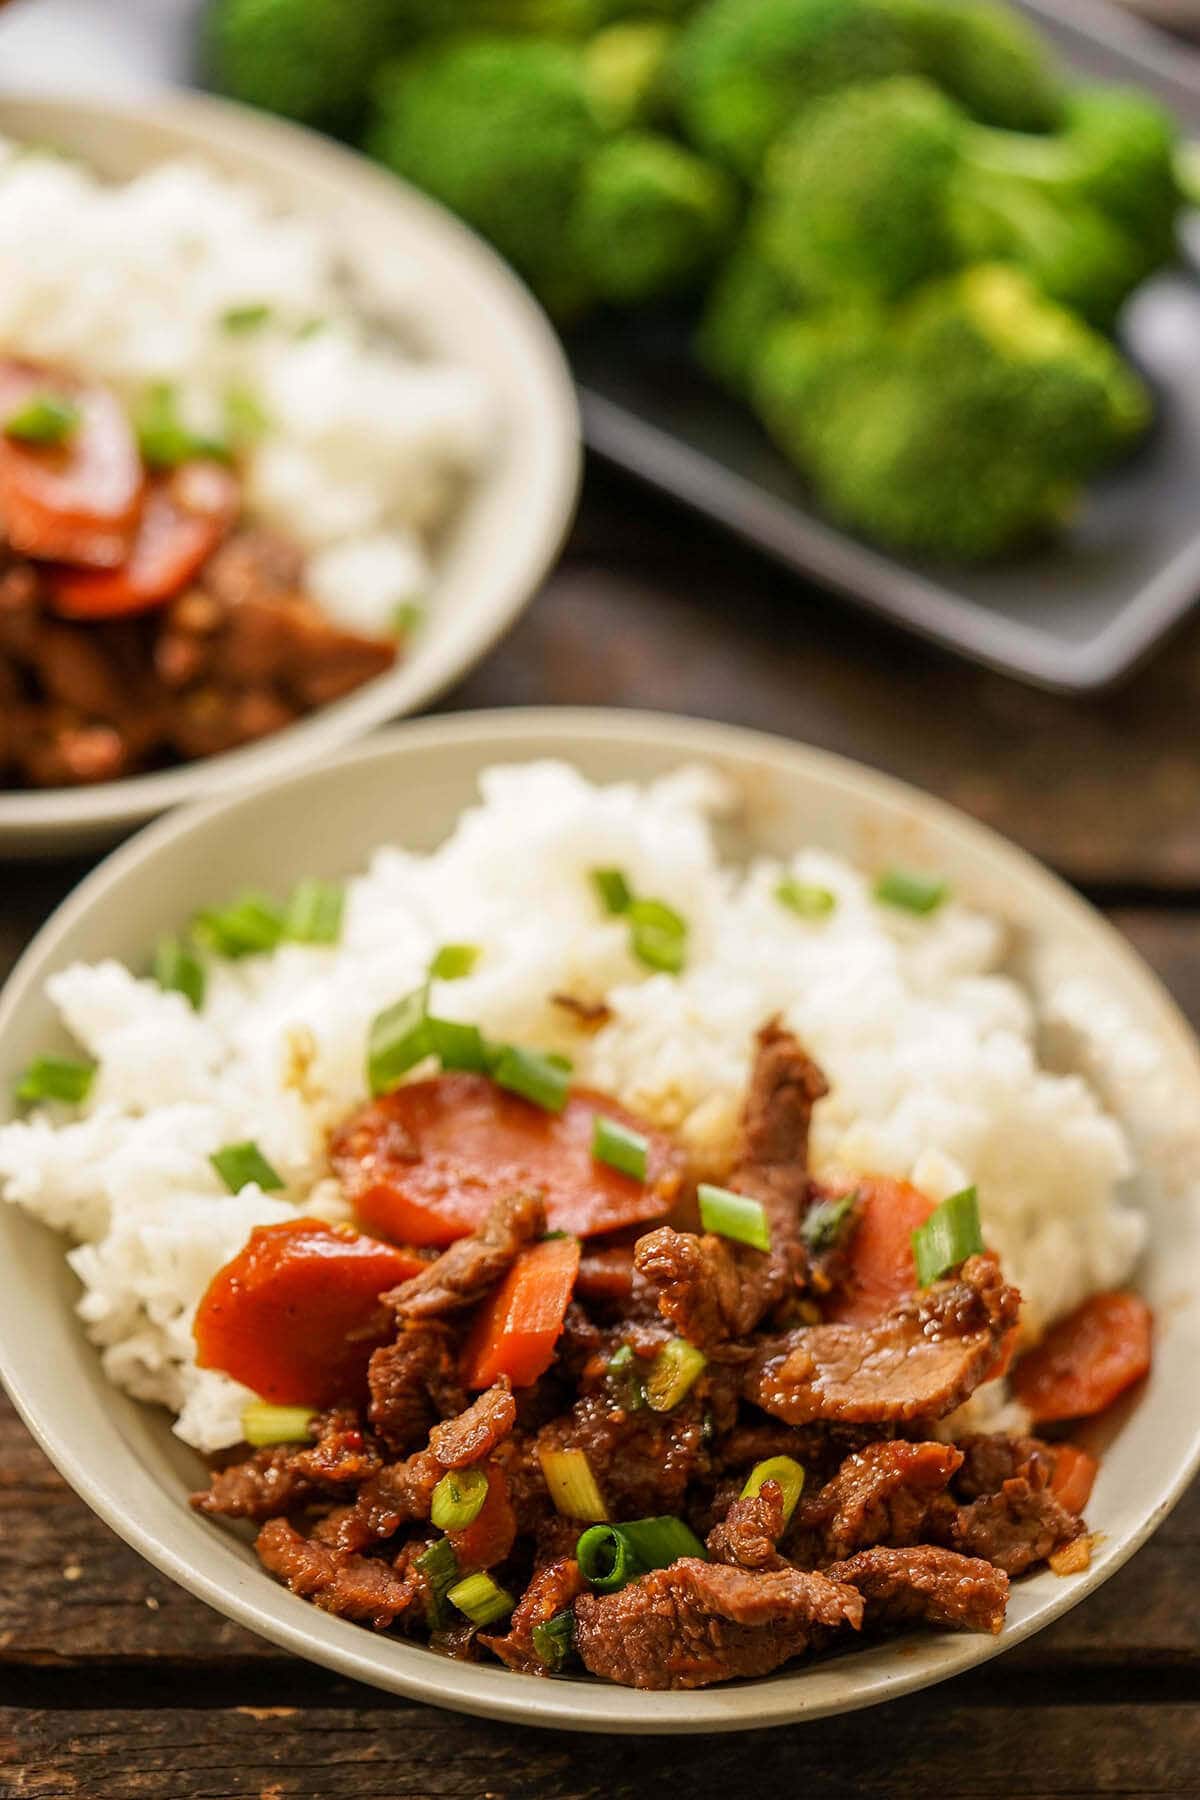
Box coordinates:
[576,1516,706,1593]
[221,302,272,333]
[430,1466,489,1532]
[537,1446,609,1522]
[241,1403,316,1446]
[619,1515,707,1568]
[283,878,344,946]
[740,1455,806,1527]
[428,1016,491,1074]
[417,1536,459,1630]
[194,891,285,958]
[776,878,836,919]
[592,1114,648,1181]
[874,867,949,915]
[152,935,206,1011]
[447,1570,514,1627]
[591,867,633,916]
[606,1343,645,1411]
[14,1055,95,1106]
[911,1185,984,1286]
[698,1183,771,1253]
[531,1609,576,1672]
[211,1140,285,1194]
[645,1336,706,1413]
[225,382,270,445]
[801,1192,857,1255]
[391,601,424,638]
[367,984,432,1096]
[492,1044,570,1114]
[429,943,480,982]
[4,391,80,446]
[628,898,688,974]
[136,382,230,469]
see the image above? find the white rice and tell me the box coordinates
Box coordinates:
[0,763,1144,1451]
[0,142,492,633]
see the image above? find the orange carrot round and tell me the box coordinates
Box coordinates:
[461,1234,580,1390]
[1012,1290,1152,1424]
[822,1175,937,1325]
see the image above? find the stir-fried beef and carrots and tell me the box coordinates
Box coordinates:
[191,1023,1152,1691]
[0,359,397,789]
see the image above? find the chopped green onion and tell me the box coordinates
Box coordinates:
[211,1140,285,1194]
[194,891,285,958]
[136,382,229,469]
[576,1523,637,1593]
[740,1455,806,1526]
[606,1343,645,1411]
[537,1446,609,1522]
[429,1016,491,1074]
[391,600,424,638]
[225,382,270,445]
[283,878,344,946]
[152,935,206,1011]
[698,1183,771,1253]
[14,1055,95,1106]
[430,1466,489,1532]
[531,1610,576,1672]
[492,1044,570,1114]
[241,1403,315,1446]
[429,943,480,982]
[592,1114,648,1181]
[417,1536,459,1630]
[802,1192,857,1255]
[448,1570,514,1627]
[776,878,836,920]
[628,897,688,974]
[645,1336,706,1413]
[591,867,633,916]
[874,867,949,915]
[618,1515,707,1568]
[5,391,79,446]
[297,316,328,339]
[221,302,272,333]
[912,1185,984,1286]
[367,984,432,1096]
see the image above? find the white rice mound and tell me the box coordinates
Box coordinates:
[0,142,492,633]
[0,763,1144,1452]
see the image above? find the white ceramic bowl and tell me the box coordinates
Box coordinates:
[2,709,1199,1733]
[0,91,580,857]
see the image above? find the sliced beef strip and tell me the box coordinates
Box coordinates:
[191,1407,381,1522]
[367,1321,468,1455]
[635,1026,827,1353]
[256,1517,418,1630]
[383,1191,547,1319]
[949,1476,1082,1576]
[574,1558,863,1690]
[829,1545,1009,1635]
[535,1391,709,1522]
[786,1440,964,1565]
[429,1381,516,1469]
[747,1254,1020,1427]
[706,1482,788,1572]
[480,1556,586,1675]
[312,1449,442,1554]
[952,1433,1058,1500]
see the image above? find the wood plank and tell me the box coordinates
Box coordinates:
[4,1695,1200,1800]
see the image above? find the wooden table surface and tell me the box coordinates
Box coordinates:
[4,465,1200,1797]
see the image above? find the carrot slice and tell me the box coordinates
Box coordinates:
[1050,1443,1098,1517]
[448,1463,518,1574]
[1011,1290,1152,1424]
[332,1073,685,1248]
[461,1234,581,1390]
[48,461,239,619]
[0,360,143,567]
[822,1175,937,1325]
[194,1217,425,1408]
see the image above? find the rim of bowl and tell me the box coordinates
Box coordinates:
[3,707,1200,1732]
[0,88,581,848]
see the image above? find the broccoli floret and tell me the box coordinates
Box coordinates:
[571,132,737,303]
[760,75,1179,315]
[584,20,677,129]
[672,0,913,176]
[368,37,605,318]
[695,239,803,392]
[882,0,1064,133]
[206,0,412,133]
[753,265,1149,560]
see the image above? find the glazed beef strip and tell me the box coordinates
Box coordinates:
[635,1025,827,1350]
[384,1191,547,1319]
[829,1545,1009,1635]
[747,1253,1020,1426]
[480,1557,586,1674]
[706,1481,790,1572]
[191,1407,382,1522]
[256,1518,420,1631]
[785,1440,964,1564]
[367,1321,468,1455]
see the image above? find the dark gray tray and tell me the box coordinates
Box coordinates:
[569,0,1200,692]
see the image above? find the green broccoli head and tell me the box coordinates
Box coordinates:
[881,0,1064,133]
[206,0,412,133]
[584,20,677,129]
[950,181,1145,328]
[672,0,913,176]
[571,132,737,304]
[753,265,1149,560]
[368,37,605,317]
[761,77,962,302]
[695,237,805,392]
